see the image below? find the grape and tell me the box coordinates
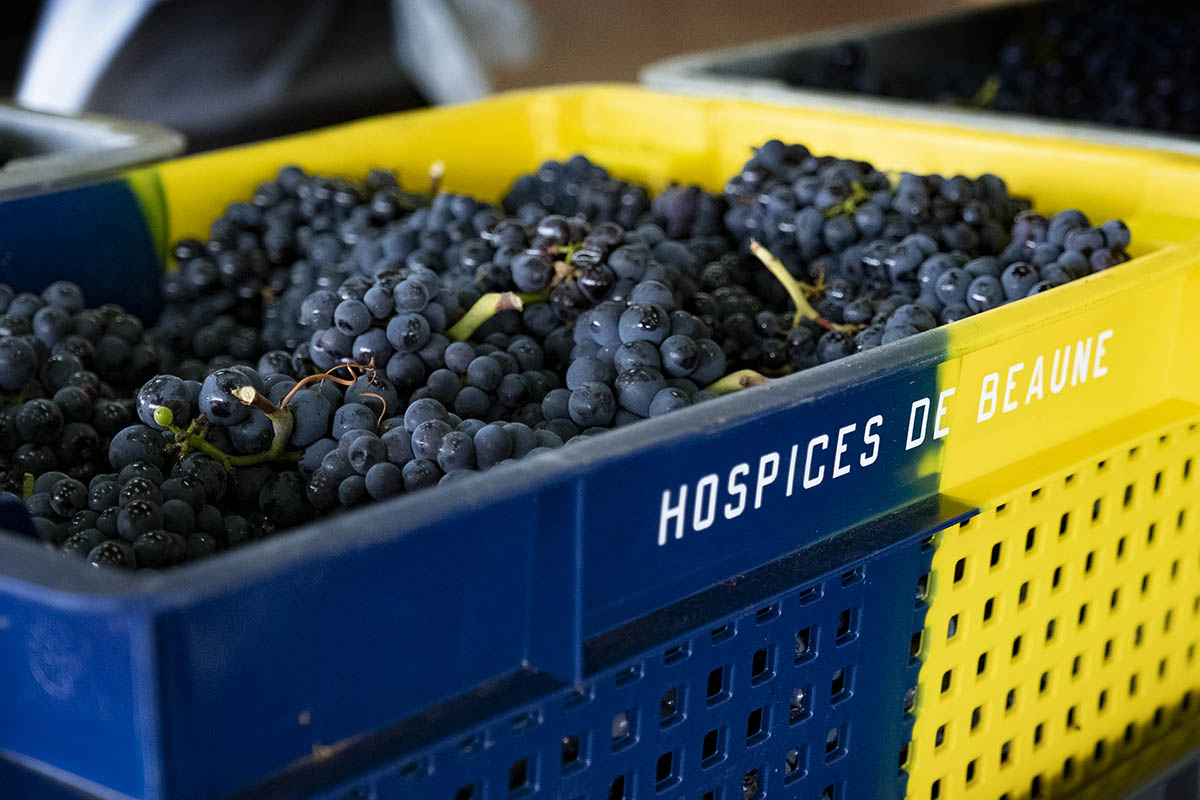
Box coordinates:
[137,374,194,430]
[199,368,253,426]
[568,382,616,428]
[88,540,136,569]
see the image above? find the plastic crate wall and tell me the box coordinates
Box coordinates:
[268,528,938,800]
[908,412,1200,799]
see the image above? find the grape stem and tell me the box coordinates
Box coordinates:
[447,291,525,342]
[706,370,770,395]
[157,392,298,471]
[21,472,33,499]
[749,239,860,334]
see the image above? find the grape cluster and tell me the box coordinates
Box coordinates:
[0,282,160,496]
[2,139,1137,571]
[791,1,1200,136]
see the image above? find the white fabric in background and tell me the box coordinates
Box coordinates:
[17,0,163,114]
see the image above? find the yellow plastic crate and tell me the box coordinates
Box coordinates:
[148,86,1200,798]
[5,86,1200,799]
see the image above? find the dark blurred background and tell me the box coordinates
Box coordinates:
[0,0,993,152]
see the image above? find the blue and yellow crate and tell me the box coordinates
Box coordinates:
[1,86,1198,800]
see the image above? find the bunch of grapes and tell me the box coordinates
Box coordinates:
[3,138,1136,571]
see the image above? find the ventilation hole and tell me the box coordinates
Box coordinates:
[742,767,764,800]
[455,784,477,800]
[911,631,924,660]
[1098,690,1107,711]
[1155,471,1163,493]
[1142,573,1151,595]
[706,667,729,706]
[1172,560,1181,581]
[1187,458,1193,480]
[1065,473,1075,484]
[1025,528,1036,551]
[837,608,858,642]
[930,779,941,799]
[921,535,936,551]
[701,727,724,766]
[611,710,633,745]
[1072,655,1082,677]
[1012,636,1022,659]
[1125,723,1136,744]
[1019,582,1029,605]
[1006,688,1016,710]
[1000,740,1011,765]
[1185,691,1194,711]
[954,558,966,583]
[1031,774,1044,797]
[1078,604,1088,626]
[788,745,807,777]
[1035,722,1044,745]
[1060,512,1070,536]
[660,687,681,724]
[564,685,592,708]
[702,793,715,800]
[1098,459,1108,472]
[755,604,778,624]
[1155,707,1165,727]
[664,642,690,664]
[608,774,628,800]
[746,707,767,743]
[1052,566,1062,589]
[790,686,810,723]
[825,725,843,759]
[1180,508,1189,530]
[397,758,428,782]
[1105,640,1114,661]
[458,734,485,756]
[1148,523,1157,544]
[1067,706,1077,729]
[821,783,839,800]
[971,706,982,731]
[711,623,733,644]
[947,614,959,639]
[1085,551,1094,573]
[1160,658,1168,679]
[1118,536,1127,558]
[1130,673,1139,696]
[1046,618,1057,642]
[1111,589,1120,610]
[798,584,823,604]
[990,542,1002,567]
[751,648,773,683]
[941,669,953,695]
[935,724,946,747]
[1130,447,1140,459]
[897,743,909,770]
[655,751,677,789]
[1040,672,1050,694]
[508,758,530,793]
[794,626,814,663]
[842,566,864,585]
[1031,487,1042,499]
[1166,610,1175,632]
[966,759,977,783]
[1136,624,1145,646]
[983,597,995,621]
[904,685,917,715]
[1124,484,1134,507]
[831,667,850,700]
[1092,498,1103,521]
[977,652,988,676]
[561,734,582,769]
[1094,740,1106,762]
[512,709,541,729]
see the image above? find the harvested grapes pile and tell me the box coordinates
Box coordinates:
[0,141,1134,569]
[796,0,1200,135]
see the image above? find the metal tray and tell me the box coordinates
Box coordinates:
[640,2,1200,157]
[0,102,184,202]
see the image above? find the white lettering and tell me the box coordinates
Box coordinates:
[724,463,749,519]
[693,474,719,531]
[658,485,688,545]
[785,444,799,496]
[1003,362,1024,413]
[978,373,999,422]
[907,398,930,449]
[833,424,856,478]
[861,415,883,467]
[803,435,828,489]
[1093,329,1112,378]
[1050,345,1071,394]
[933,388,955,439]
[754,452,780,509]
[1025,355,1045,403]
[1071,338,1093,386]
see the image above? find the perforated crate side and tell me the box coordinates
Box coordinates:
[238,520,945,800]
[908,414,1200,799]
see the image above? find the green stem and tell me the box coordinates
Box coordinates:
[22,473,33,499]
[447,292,525,342]
[749,239,860,334]
[156,392,298,471]
[706,370,770,395]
